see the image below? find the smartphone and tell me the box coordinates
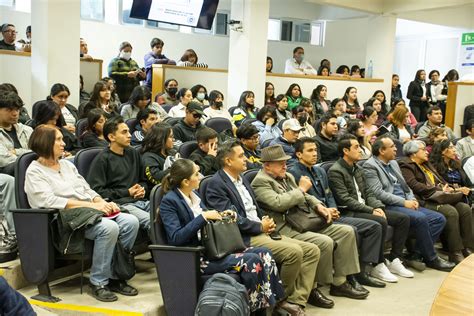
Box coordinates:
[269,231,282,240]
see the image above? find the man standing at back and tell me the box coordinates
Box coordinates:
[87,116,150,232]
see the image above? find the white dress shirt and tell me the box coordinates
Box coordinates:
[284,58,317,75]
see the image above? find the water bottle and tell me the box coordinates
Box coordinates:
[367,60,373,78]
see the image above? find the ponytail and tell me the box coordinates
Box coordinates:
[161,159,195,194]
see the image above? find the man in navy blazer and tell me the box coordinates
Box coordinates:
[205,141,332,312]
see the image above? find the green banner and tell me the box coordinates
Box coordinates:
[461,32,474,45]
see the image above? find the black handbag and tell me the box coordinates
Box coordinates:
[428,191,464,205]
[286,204,331,233]
[112,240,136,280]
[201,215,246,261]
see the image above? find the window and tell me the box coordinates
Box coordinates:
[120,0,143,25]
[215,12,228,36]
[267,19,281,41]
[310,21,325,46]
[81,0,104,21]
[0,0,14,7]
[14,0,30,12]
[293,22,311,43]
[281,21,292,41]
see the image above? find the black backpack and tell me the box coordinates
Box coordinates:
[195,273,250,316]
[0,216,17,263]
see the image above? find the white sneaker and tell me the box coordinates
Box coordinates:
[370,262,398,283]
[386,258,414,278]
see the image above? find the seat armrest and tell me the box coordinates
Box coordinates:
[149,244,203,253]
[11,208,59,214]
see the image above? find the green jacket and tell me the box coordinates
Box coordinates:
[108,57,142,103]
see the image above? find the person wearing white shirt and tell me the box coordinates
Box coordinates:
[168,88,192,118]
[284,47,317,75]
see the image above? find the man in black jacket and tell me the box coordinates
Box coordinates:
[236,124,261,170]
[315,113,339,162]
[87,116,150,232]
[189,127,220,176]
[172,102,205,145]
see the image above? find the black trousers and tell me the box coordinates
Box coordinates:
[351,210,410,262]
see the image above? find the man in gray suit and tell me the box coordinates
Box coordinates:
[364,135,454,272]
[252,145,368,302]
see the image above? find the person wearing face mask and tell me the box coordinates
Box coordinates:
[284,47,317,75]
[108,42,146,103]
[292,106,316,138]
[157,79,179,106]
[190,84,209,107]
[252,106,282,146]
[203,90,237,131]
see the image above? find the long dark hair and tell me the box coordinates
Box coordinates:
[285,83,302,100]
[141,123,173,156]
[208,90,223,108]
[346,119,364,145]
[129,85,151,107]
[414,69,425,83]
[310,85,326,101]
[48,83,70,100]
[86,108,106,135]
[265,82,275,104]
[429,139,460,178]
[442,69,459,82]
[90,81,114,110]
[33,100,63,128]
[343,87,359,107]
[237,90,255,111]
[161,159,196,193]
[372,90,388,114]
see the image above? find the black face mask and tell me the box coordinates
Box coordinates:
[214,101,223,108]
[298,113,308,126]
[167,87,178,96]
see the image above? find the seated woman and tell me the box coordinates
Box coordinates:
[317,65,330,76]
[346,119,372,159]
[48,83,78,134]
[264,82,276,106]
[120,85,168,121]
[236,124,261,169]
[274,94,291,122]
[350,65,361,77]
[176,49,208,68]
[24,125,140,302]
[80,108,108,148]
[102,77,121,111]
[168,88,193,118]
[82,81,119,119]
[426,127,448,154]
[232,90,258,127]
[190,84,210,107]
[365,97,385,127]
[310,85,330,119]
[331,98,348,129]
[335,65,350,76]
[342,87,361,116]
[159,159,285,312]
[292,106,316,138]
[388,98,417,131]
[372,90,389,116]
[384,105,413,143]
[141,123,175,186]
[33,100,81,155]
[399,140,473,264]
[285,83,303,111]
[266,56,273,73]
[252,106,281,146]
[300,98,316,125]
[203,90,236,134]
[360,106,379,143]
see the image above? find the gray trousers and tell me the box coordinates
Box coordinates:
[0,174,16,234]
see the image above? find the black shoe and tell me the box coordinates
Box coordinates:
[448,251,465,264]
[89,284,118,302]
[307,288,334,309]
[403,253,426,272]
[426,256,455,272]
[108,280,138,296]
[463,248,473,257]
[347,275,370,295]
[354,272,385,289]
[329,281,369,300]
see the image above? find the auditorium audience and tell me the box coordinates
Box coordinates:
[269,119,301,167]
[364,136,453,272]
[417,106,455,140]
[384,105,413,143]
[80,38,93,60]
[317,65,330,76]
[275,94,291,122]
[389,98,417,130]
[372,90,389,115]
[264,82,276,106]
[456,119,474,160]
[205,141,322,313]
[252,105,281,146]
[391,75,403,104]
[342,87,361,116]
[232,90,258,127]
[172,102,205,145]
[407,69,430,122]
[331,98,348,129]
[350,65,361,77]
[25,125,139,302]
[320,58,331,72]
[292,106,316,138]
[399,140,474,264]
[80,75,91,104]
[365,97,385,127]
[141,123,175,186]
[189,127,219,176]
[87,117,150,232]
[82,81,119,119]
[286,83,303,111]
[0,91,32,175]
[102,77,121,110]
[301,98,316,125]
[284,47,317,75]
[168,88,193,118]
[48,83,78,133]
[0,24,16,51]
[120,86,167,121]
[361,106,378,143]
[289,138,386,289]
[108,41,146,103]
[144,38,176,88]
[310,85,330,119]
[426,70,447,110]
[159,158,285,313]
[156,79,179,106]
[190,84,209,107]
[252,145,368,301]
[236,124,261,169]
[327,134,411,282]
[425,127,448,154]
[80,108,108,148]
[346,119,372,159]
[131,108,159,146]
[176,49,208,68]
[335,65,350,76]
[266,56,273,73]
[203,90,236,131]
[315,113,339,162]
[0,83,30,124]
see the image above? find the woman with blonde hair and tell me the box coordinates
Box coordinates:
[386,105,413,143]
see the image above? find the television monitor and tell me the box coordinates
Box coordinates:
[130,0,220,30]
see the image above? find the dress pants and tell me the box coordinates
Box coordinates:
[279,223,360,285]
[251,234,319,307]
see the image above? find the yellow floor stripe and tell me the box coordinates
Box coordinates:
[29,299,143,316]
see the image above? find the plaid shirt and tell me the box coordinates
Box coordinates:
[108,57,142,103]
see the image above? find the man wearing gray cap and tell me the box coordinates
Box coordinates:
[269,118,303,167]
[252,145,368,304]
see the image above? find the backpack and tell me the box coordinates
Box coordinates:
[0,216,17,263]
[195,273,250,316]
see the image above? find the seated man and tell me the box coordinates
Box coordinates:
[252,145,368,301]
[364,136,453,272]
[269,118,302,167]
[87,117,150,232]
[328,134,412,283]
[0,24,16,51]
[172,102,205,146]
[418,106,455,140]
[144,38,176,88]
[456,119,474,160]
[131,108,158,146]
[205,141,322,313]
[315,113,339,162]
[236,124,261,170]
[189,127,219,176]
[289,137,385,288]
[0,91,32,176]
[284,46,317,75]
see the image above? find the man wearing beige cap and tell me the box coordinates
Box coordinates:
[252,145,368,304]
[269,118,303,167]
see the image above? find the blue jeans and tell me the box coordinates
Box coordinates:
[84,213,139,286]
[387,206,446,262]
[121,201,151,232]
[0,174,16,234]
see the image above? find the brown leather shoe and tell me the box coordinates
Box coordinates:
[274,301,306,316]
[330,281,369,300]
[307,288,334,308]
[448,251,465,264]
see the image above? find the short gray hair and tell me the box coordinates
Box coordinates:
[403,140,425,156]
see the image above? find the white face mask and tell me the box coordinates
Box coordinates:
[197,92,206,101]
[120,51,131,60]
